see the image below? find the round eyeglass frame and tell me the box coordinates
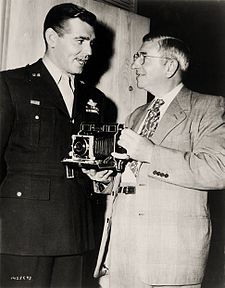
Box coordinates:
[133,52,173,65]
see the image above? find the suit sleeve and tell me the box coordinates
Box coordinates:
[0,73,14,183]
[144,96,225,190]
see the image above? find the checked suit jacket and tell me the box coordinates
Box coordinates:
[0,59,113,256]
[94,87,225,285]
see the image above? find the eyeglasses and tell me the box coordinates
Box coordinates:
[133,52,172,65]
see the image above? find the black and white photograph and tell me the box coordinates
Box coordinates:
[0,0,224,287]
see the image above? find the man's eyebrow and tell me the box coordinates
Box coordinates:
[73,36,92,40]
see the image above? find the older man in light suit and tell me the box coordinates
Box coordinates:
[84,34,225,288]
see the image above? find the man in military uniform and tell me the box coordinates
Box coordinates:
[0,3,110,287]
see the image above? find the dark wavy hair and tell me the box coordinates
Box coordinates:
[43,3,97,47]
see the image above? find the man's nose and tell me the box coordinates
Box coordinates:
[131,59,140,70]
[83,42,92,56]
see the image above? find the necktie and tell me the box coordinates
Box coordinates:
[130,98,165,176]
[141,98,165,139]
[59,74,74,117]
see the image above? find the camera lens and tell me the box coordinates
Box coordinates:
[73,138,88,156]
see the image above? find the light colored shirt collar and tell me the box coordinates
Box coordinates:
[159,82,184,119]
[149,82,184,120]
[148,83,183,111]
[42,55,75,91]
[137,83,184,135]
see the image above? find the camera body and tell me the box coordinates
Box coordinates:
[63,123,128,172]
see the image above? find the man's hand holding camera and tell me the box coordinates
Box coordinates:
[82,127,155,184]
[118,128,154,163]
[82,168,114,183]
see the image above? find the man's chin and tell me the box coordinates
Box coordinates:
[71,69,83,75]
[70,65,85,75]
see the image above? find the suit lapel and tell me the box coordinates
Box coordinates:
[72,80,86,120]
[150,97,186,145]
[131,87,191,145]
[130,104,153,133]
[151,87,191,145]
[27,59,69,117]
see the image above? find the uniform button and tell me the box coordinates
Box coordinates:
[153,170,157,175]
[16,191,22,197]
[35,115,39,120]
[156,171,161,176]
[165,173,169,178]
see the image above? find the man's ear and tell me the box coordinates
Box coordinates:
[45,28,58,48]
[165,59,179,78]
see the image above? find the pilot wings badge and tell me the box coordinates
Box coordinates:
[86,99,99,114]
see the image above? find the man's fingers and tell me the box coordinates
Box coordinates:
[82,168,113,182]
[97,170,113,178]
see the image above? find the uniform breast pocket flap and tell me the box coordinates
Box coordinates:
[0,175,50,201]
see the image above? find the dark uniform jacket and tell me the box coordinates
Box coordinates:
[0,59,111,256]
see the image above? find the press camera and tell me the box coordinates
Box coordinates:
[62,123,128,172]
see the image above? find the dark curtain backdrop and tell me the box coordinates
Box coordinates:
[137,1,225,288]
